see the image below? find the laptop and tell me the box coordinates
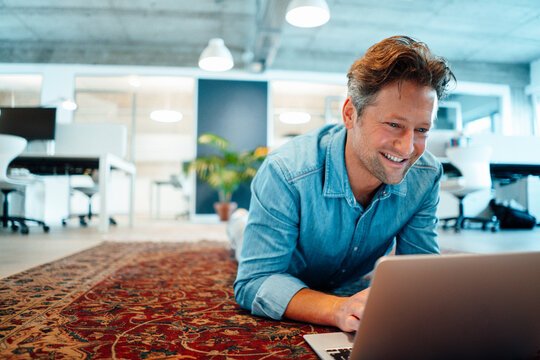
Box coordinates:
[304,251,540,360]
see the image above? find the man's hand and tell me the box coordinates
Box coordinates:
[283,287,370,332]
[332,288,370,332]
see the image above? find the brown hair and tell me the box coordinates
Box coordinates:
[347,35,455,116]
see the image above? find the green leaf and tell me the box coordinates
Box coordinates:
[186,133,268,202]
[197,133,230,152]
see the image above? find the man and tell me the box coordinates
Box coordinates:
[234,36,455,332]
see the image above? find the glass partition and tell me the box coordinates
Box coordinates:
[0,74,42,107]
[443,81,511,135]
[271,80,346,149]
[435,94,501,135]
[74,75,195,218]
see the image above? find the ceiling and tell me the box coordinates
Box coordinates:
[1,0,540,74]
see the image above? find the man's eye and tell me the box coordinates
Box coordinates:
[417,128,430,133]
[388,123,399,128]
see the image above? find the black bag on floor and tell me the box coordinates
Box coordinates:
[489,200,537,229]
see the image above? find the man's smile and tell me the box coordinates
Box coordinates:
[381,152,407,164]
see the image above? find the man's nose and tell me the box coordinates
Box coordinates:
[394,129,414,156]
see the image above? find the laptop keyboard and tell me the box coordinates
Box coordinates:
[327,347,352,360]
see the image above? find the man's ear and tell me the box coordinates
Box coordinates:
[342,97,357,130]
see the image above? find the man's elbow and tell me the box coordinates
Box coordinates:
[233,278,252,312]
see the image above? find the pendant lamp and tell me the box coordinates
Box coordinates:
[198,38,234,72]
[286,0,330,28]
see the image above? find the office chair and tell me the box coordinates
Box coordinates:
[440,145,499,232]
[149,173,190,220]
[0,134,50,234]
[169,173,190,220]
[62,170,116,227]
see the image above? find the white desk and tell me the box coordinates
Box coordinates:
[149,178,189,220]
[11,153,136,233]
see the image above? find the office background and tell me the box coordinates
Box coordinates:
[0,0,539,222]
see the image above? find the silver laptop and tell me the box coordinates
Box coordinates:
[304,251,540,360]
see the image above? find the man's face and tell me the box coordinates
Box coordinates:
[344,80,438,186]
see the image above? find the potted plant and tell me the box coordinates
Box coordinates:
[186,133,267,221]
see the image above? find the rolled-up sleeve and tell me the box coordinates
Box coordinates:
[233,157,308,319]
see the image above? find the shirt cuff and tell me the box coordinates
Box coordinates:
[251,273,307,320]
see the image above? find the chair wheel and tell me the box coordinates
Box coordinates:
[11,224,19,232]
[62,219,67,226]
[43,225,50,233]
[21,227,29,235]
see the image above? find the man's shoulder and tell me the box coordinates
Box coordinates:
[266,124,345,181]
[413,149,442,173]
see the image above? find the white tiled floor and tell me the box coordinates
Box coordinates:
[1,216,539,279]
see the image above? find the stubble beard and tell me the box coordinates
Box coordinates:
[362,150,419,185]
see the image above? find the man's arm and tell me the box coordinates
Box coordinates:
[235,156,370,332]
[234,158,306,319]
[396,163,443,254]
[284,288,370,332]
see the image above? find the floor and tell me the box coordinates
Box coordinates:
[1,216,539,279]
[0,216,228,279]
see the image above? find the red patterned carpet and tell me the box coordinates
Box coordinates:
[0,241,333,359]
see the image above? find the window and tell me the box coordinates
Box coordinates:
[74,75,195,218]
[271,80,346,149]
[0,74,42,107]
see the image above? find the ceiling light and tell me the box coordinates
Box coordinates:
[127,75,141,88]
[150,110,183,123]
[42,97,78,111]
[286,0,330,28]
[61,98,78,111]
[279,111,311,124]
[198,38,234,72]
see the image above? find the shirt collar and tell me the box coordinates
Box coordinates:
[323,125,407,200]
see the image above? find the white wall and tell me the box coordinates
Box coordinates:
[530,58,540,88]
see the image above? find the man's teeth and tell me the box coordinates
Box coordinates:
[383,153,405,163]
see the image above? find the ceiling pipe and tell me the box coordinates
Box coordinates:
[246,0,290,72]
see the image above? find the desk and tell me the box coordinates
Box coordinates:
[11,153,136,233]
[149,180,172,219]
[149,179,188,219]
[441,161,540,180]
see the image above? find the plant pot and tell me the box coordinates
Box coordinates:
[214,202,238,222]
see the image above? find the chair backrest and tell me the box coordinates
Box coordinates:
[0,134,27,181]
[446,145,492,195]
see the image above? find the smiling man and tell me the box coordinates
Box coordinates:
[234,36,455,332]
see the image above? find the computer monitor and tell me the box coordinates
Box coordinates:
[0,107,56,140]
[434,101,462,130]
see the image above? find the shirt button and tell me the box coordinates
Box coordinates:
[353,247,358,251]
[382,191,388,196]
[341,269,346,273]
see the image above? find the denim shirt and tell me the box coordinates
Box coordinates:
[234,124,442,320]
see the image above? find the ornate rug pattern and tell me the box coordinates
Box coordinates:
[0,241,333,359]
